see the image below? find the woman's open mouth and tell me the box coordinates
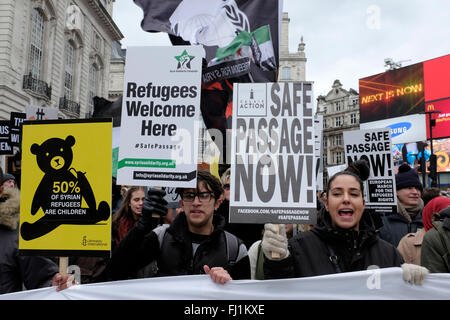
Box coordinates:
[338,209,354,217]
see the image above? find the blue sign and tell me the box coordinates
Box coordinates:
[386,122,412,138]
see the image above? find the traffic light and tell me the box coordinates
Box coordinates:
[428,154,437,181]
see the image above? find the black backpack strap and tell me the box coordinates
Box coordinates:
[326,243,342,273]
[224,231,239,265]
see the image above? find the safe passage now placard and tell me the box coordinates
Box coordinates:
[117,46,204,188]
[343,128,397,212]
[230,82,317,224]
[19,119,112,257]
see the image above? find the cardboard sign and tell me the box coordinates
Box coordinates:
[117,46,204,188]
[314,115,324,190]
[0,120,13,155]
[344,128,397,213]
[9,112,26,148]
[230,82,316,224]
[19,119,112,257]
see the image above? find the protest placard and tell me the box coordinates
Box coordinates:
[314,115,324,190]
[19,119,112,257]
[230,82,316,224]
[117,46,204,188]
[327,164,347,179]
[344,128,397,212]
[0,120,13,155]
[9,112,26,148]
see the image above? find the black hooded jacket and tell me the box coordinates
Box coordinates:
[264,208,404,279]
[109,212,250,280]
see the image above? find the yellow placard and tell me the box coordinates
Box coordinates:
[19,119,112,256]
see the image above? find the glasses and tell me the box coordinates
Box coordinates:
[182,192,214,202]
[223,184,230,190]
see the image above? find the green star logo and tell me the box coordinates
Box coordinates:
[174,50,195,70]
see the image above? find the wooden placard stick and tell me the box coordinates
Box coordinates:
[271,224,281,259]
[59,256,69,275]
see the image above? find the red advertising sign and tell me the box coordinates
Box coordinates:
[359,54,450,140]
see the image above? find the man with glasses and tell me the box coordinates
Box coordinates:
[108,170,250,284]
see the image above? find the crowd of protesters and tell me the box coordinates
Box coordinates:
[1,157,450,296]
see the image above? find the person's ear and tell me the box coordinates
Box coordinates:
[179,199,184,208]
[214,196,223,211]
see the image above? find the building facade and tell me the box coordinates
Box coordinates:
[108,40,125,101]
[316,80,360,185]
[277,12,306,82]
[0,0,123,122]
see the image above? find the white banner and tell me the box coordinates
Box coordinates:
[1,268,449,300]
[117,46,204,188]
[230,82,316,224]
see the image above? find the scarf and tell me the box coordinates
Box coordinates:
[397,198,424,223]
[115,216,137,244]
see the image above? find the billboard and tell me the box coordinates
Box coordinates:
[392,138,450,173]
[359,54,450,140]
[360,114,426,145]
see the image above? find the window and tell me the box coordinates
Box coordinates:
[282,67,291,80]
[323,155,328,166]
[30,9,44,79]
[64,42,75,100]
[323,106,327,114]
[323,137,327,148]
[335,135,342,146]
[335,101,342,111]
[88,65,98,115]
[350,113,357,124]
[335,116,342,127]
[334,152,342,164]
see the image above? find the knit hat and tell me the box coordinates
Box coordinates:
[422,196,450,231]
[395,163,423,192]
[2,173,15,184]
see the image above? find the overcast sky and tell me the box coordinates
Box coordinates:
[112,0,450,98]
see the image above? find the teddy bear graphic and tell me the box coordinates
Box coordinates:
[20,135,110,241]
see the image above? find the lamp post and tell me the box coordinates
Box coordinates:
[425,109,440,187]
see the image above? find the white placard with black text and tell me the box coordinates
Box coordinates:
[117,46,204,187]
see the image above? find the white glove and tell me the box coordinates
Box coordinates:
[261,224,289,260]
[401,263,429,285]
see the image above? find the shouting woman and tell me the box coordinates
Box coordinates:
[261,160,428,285]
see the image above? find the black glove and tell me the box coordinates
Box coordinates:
[136,188,168,232]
